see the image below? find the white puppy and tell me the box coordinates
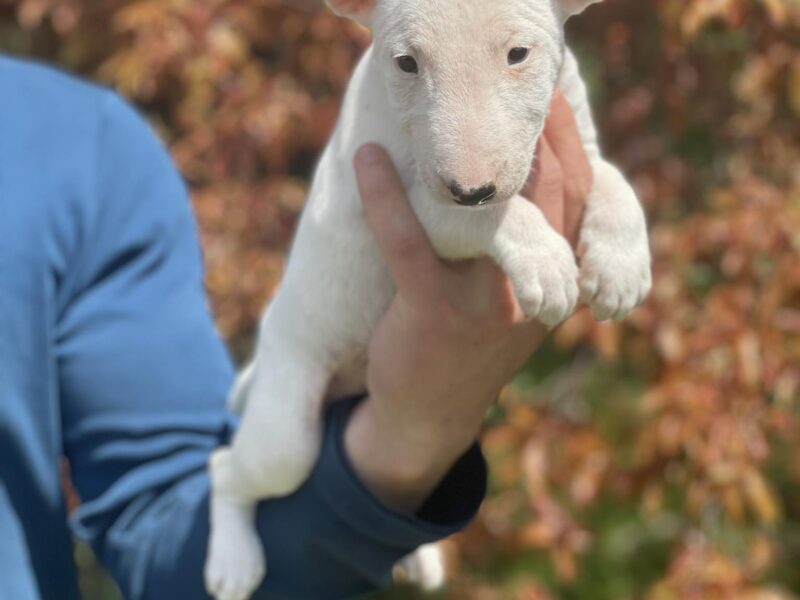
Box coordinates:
[205,0,652,598]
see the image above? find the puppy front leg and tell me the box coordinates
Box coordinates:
[205,336,330,600]
[578,159,652,321]
[488,195,580,328]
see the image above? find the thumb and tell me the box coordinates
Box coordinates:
[354,144,442,303]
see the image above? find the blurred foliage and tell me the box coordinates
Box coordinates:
[1,0,799,598]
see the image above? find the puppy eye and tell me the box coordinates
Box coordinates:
[396,55,419,74]
[507,47,530,65]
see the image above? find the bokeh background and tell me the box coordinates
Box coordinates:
[1,0,799,598]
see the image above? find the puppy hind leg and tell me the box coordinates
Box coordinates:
[230,351,330,498]
[398,543,447,591]
[205,349,330,600]
[205,449,265,600]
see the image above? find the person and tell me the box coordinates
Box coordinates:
[0,54,591,600]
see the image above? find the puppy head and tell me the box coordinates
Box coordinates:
[327,0,602,206]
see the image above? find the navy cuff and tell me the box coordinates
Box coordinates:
[316,396,487,546]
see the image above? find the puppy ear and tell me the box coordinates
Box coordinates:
[560,0,602,18]
[325,0,376,26]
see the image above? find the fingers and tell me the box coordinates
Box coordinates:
[354,144,442,304]
[524,136,565,235]
[543,92,593,249]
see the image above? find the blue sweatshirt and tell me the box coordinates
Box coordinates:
[0,56,486,600]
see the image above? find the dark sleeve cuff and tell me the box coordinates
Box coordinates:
[316,396,488,546]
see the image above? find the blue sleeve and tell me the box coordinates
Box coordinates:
[59,92,486,599]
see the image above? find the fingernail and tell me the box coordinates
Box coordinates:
[356,144,383,165]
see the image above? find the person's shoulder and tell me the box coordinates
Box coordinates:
[0,53,112,111]
[0,54,120,165]
[0,54,164,179]
[0,54,159,153]
[0,55,180,245]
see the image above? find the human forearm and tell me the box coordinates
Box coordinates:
[345,395,483,513]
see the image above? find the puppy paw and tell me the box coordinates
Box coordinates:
[579,226,651,322]
[512,231,580,328]
[399,543,447,591]
[205,497,265,600]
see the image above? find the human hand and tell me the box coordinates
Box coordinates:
[345,93,593,513]
[523,91,593,248]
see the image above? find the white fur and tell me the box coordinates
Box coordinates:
[398,543,447,590]
[205,1,651,598]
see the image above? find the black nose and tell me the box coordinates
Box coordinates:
[449,182,497,206]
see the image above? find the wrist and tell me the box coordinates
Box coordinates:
[344,397,474,513]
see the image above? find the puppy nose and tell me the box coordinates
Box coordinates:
[449,182,497,206]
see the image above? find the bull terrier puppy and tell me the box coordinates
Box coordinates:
[205,1,652,598]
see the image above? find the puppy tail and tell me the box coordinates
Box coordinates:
[228,362,255,415]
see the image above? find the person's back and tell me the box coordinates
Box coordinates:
[0,56,487,600]
[0,55,238,600]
